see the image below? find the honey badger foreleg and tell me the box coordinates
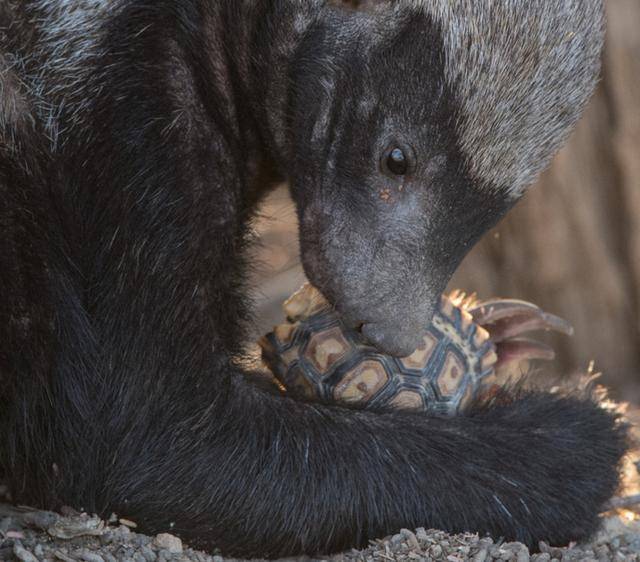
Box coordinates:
[0,0,627,558]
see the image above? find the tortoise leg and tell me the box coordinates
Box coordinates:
[464,297,574,379]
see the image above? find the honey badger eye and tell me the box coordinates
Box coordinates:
[381,143,414,177]
[388,148,407,175]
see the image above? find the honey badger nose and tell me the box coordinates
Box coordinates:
[362,321,424,357]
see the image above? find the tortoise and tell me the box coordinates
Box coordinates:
[259,283,573,415]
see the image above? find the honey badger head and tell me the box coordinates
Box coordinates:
[287,0,604,356]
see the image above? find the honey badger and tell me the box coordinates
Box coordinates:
[0,0,627,558]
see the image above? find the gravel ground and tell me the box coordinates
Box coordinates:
[2,509,640,562]
[2,448,640,562]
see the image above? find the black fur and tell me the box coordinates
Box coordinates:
[0,1,627,558]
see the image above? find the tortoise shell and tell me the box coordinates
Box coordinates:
[259,284,499,415]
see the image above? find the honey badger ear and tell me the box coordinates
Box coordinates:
[406,0,605,198]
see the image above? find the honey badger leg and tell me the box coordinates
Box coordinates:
[84,376,626,556]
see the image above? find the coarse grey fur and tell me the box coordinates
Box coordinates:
[402,0,605,196]
[1,0,121,150]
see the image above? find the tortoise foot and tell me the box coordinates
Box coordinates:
[458,295,574,379]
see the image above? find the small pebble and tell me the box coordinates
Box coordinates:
[141,545,158,561]
[473,548,488,562]
[401,528,421,550]
[611,537,621,549]
[415,528,429,542]
[13,543,39,562]
[53,550,75,562]
[131,534,152,547]
[595,544,610,560]
[538,542,564,558]
[532,554,550,562]
[6,530,24,539]
[627,537,640,553]
[154,533,183,554]
[77,550,105,562]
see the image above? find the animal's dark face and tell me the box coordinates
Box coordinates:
[287,9,512,356]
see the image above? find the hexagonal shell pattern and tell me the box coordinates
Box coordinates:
[303,327,350,375]
[400,332,438,371]
[437,351,465,397]
[333,359,389,403]
[389,390,424,411]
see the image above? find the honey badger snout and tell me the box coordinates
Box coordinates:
[299,211,453,357]
[308,256,448,357]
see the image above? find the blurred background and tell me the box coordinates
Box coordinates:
[249,0,640,404]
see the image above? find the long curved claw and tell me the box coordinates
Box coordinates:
[478,311,573,343]
[456,295,574,380]
[468,299,573,340]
